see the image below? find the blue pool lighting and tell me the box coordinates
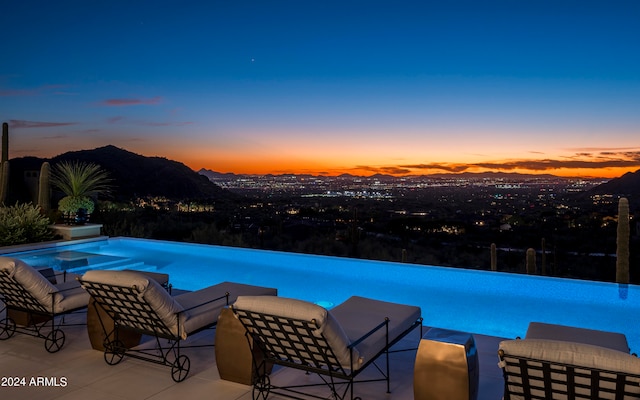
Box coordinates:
[5,237,640,353]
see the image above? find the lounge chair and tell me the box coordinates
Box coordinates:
[231,295,422,400]
[498,323,640,399]
[79,270,277,382]
[0,256,89,352]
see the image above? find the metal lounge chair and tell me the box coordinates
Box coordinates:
[0,256,89,352]
[79,270,276,382]
[231,295,422,400]
[498,338,640,400]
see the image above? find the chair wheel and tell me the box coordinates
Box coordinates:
[45,329,65,352]
[252,374,271,400]
[104,340,126,365]
[171,355,190,382]
[0,318,16,340]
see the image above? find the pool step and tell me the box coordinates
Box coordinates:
[106,263,159,273]
[66,259,149,274]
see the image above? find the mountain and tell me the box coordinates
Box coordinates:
[589,169,640,198]
[198,168,570,181]
[197,168,237,181]
[9,145,233,202]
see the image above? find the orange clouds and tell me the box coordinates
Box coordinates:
[180,147,640,178]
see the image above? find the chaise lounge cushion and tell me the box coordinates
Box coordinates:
[525,321,630,353]
[0,256,89,313]
[177,282,277,335]
[233,295,361,370]
[81,271,279,340]
[82,269,186,338]
[330,296,421,366]
[499,338,640,399]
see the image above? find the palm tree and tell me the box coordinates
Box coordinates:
[51,161,112,220]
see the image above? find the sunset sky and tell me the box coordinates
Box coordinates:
[1,1,639,178]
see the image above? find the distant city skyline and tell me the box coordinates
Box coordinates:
[1,1,639,178]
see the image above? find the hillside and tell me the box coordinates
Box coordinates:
[589,169,640,199]
[8,145,234,203]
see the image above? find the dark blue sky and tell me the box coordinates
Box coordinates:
[2,1,639,177]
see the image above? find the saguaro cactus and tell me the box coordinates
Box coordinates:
[1,122,8,163]
[541,237,546,276]
[526,248,536,275]
[490,243,497,271]
[38,162,51,213]
[0,160,9,205]
[616,197,630,284]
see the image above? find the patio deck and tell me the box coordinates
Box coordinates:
[0,309,505,400]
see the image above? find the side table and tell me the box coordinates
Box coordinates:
[414,328,479,400]
[215,307,273,385]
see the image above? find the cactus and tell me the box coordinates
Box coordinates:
[616,197,630,284]
[38,162,51,213]
[1,122,7,163]
[541,237,546,275]
[490,243,497,271]
[526,248,536,275]
[0,160,9,205]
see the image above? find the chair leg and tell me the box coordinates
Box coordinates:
[0,317,16,340]
[252,373,270,400]
[386,349,390,393]
[250,346,271,400]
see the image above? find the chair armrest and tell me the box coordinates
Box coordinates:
[349,318,389,349]
[49,280,84,294]
[178,292,229,314]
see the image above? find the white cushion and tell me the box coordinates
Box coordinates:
[500,339,640,373]
[499,339,640,400]
[143,278,186,338]
[0,257,63,310]
[82,270,186,339]
[233,296,361,370]
[330,296,421,365]
[525,321,629,353]
[82,269,151,294]
[176,282,276,336]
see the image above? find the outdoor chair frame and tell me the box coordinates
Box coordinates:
[79,278,226,382]
[0,270,86,353]
[232,306,422,400]
[498,348,640,400]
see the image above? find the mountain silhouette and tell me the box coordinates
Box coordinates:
[8,145,232,203]
[589,169,640,199]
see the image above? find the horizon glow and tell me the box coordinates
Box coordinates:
[1,1,639,179]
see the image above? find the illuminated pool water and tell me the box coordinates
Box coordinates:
[5,237,640,352]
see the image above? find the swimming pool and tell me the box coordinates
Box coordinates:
[5,236,640,353]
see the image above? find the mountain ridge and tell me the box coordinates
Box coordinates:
[198,168,589,181]
[8,145,232,203]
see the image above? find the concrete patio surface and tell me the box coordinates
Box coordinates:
[0,310,505,400]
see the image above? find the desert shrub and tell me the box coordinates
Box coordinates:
[0,203,54,246]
